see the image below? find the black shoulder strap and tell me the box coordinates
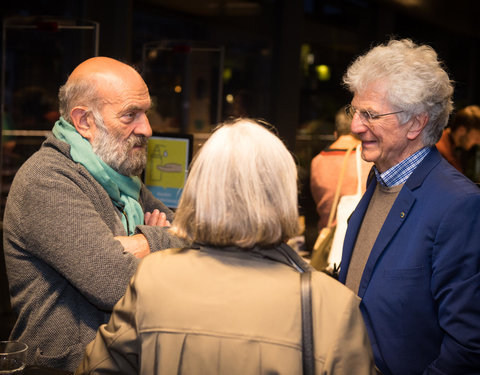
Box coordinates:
[301,271,315,375]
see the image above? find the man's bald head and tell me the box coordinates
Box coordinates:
[69,56,137,77]
[57,56,153,176]
[58,57,148,123]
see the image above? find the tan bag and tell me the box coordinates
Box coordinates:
[310,145,356,272]
[310,225,335,271]
[327,145,363,269]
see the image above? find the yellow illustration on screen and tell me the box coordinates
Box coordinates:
[145,138,187,188]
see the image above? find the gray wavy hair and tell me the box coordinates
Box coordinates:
[343,39,454,146]
[170,118,299,248]
[58,77,102,124]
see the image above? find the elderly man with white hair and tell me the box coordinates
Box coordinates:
[339,39,480,375]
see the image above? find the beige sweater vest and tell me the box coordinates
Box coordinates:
[345,183,403,294]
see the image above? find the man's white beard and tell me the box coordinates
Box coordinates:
[91,115,148,176]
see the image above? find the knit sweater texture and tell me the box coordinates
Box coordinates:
[3,135,184,372]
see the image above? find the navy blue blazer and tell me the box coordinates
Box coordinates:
[339,147,480,375]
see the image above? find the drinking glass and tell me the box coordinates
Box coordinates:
[0,341,28,374]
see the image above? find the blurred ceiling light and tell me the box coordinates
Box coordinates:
[174,85,182,93]
[307,53,314,65]
[316,65,331,81]
[223,67,233,82]
[226,94,234,104]
[301,44,312,75]
[147,49,158,60]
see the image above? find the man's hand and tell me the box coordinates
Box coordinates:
[144,209,171,227]
[115,234,150,258]
[114,210,170,258]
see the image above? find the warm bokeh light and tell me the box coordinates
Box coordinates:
[223,67,233,82]
[315,64,331,81]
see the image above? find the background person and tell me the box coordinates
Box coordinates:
[76,118,377,375]
[339,39,480,375]
[436,104,480,179]
[3,57,184,372]
[310,105,373,230]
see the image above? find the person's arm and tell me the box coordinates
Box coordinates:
[115,208,171,258]
[310,154,334,229]
[139,183,175,222]
[426,193,480,374]
[6,158,139,311]
[75,269,140,375]
[132,184,187,254]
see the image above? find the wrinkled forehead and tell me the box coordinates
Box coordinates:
[94,71,151,107]
[352,80,391,108]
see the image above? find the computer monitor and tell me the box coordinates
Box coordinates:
[143,133,193,209]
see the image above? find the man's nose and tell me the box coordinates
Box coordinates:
[350,114,368,135]
[134,113,152,138]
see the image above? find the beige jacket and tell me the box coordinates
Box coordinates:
[76,245,376,374]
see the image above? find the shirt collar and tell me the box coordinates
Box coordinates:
[374,147,432,187]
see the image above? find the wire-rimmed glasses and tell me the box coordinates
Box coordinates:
[345,104,403,124]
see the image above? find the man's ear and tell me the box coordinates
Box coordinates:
[407,113,429,141]
[70,106,95,141]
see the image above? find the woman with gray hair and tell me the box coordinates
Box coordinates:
[76,118,377,374]
[338,39,480,375]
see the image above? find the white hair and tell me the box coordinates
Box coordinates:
[343,38,454,146]
[58,79,101,124]
[170,118,300,248]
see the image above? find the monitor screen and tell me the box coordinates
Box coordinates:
[144,133,193,209]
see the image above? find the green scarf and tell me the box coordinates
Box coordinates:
[52,117,144,235]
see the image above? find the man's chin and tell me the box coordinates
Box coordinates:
[118,166,145,177]
[130,147,147,158]
[360,150,378,164]
[109,157,146,177]
[127,161,147,176]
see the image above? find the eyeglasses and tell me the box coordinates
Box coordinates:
[345,104,403,124]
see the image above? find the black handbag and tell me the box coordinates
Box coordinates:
[301,271,315,375]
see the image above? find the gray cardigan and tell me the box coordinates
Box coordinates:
[3,135,184,372]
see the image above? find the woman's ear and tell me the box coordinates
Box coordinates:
[407,113,429,141]
[70,106,95,141]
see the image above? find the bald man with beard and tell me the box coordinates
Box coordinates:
[3,57,185,372]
